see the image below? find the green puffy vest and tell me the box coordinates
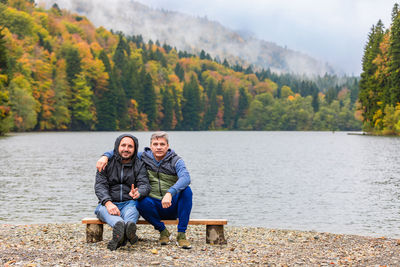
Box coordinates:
[141,149,181,200]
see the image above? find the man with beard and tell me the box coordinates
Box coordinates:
[94,134,151,251]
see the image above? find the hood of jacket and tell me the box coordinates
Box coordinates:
[113,134,139,163]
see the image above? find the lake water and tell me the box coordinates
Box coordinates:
[0,131,399,238]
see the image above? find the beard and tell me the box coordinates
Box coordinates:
[120,151,133,160]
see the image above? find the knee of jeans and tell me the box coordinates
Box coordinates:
[181,186,193,199]
[136,197,151,211]
[123,206,139,218]
[94,204,103,215]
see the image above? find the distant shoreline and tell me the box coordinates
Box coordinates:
[1,223,399,266]
[348,132,400,137]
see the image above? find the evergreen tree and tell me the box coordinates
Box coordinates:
[161,88,174,130]
[115,81,130,130]
[312,90,319,112]
[113,35,128,69]
[244,65,253,74]
[325,87,337,104]
[203,85,218,129]
[233,64,243,72]
[223,87,235,128]
[51,3,62,16]
[392,3,399,23]
[349,79,359,104]
[172,86,182,129]
[222,59,230,68]
[113,35,132,97]
[174,63,184,81]
[125,59,140,100]
[96,50,117,130]
[200,50,206,60]
[216,81,223,95]
[276,86,282,98]
[234,87,250,128]
[389,11,400,106]
[63,46,82,86]
[162,43,172,53]
[0,27,8,77]
[0,29,11,134]
[359,20,385,127]
[181,75,201,130]
[141,71,157,129]
[0,87,12,135]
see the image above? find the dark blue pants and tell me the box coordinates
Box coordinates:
[137,186,193,233]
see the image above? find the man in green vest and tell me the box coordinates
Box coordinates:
[97,131,193,249]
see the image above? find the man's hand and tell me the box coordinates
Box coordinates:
[105,201,120,216]
[96,156,109,172]
[129,184,140,200]
[161,192,172,209]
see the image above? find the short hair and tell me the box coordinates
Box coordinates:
[150,131,169,144]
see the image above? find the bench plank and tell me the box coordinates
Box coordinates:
[82,217,228,245]
[82,217,227,225]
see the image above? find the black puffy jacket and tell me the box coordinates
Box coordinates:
[95,134,151,205]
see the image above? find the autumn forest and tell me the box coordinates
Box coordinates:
[0,0,363,135]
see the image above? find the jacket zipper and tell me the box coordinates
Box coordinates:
[157,165,162,196]
[120,166,124,202]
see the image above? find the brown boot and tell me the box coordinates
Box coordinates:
[176,232,191,249]
[159,228,170,245]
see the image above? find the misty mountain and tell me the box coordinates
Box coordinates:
[36,0,335,76]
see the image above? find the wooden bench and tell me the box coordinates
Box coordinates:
[82,217,227,245]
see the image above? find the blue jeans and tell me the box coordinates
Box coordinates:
[94,200,139,228]
[136,186,193,233]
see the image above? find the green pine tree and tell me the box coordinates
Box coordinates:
[141,71,157,129]
[63,46,82,87]
[203,85,218,129]
[223,87,235,128]
[234,87,250,128]
[174,63,184,81]
[389,11,400,106]
[359,20,385,128]
[312,90,319,112]
[96,50,117,130]
[181,75,201,130]
[161,87,174,130]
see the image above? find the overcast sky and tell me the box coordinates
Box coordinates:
[134,0,397,75]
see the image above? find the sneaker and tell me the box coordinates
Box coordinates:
[159,228,170,245]
[125,221,138,245]
[176,232,191,249]
[107,221,125,251]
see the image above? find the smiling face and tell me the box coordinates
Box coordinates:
[150,137,169,161]
[118,137,135,161]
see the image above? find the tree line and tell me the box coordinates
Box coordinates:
[0,0,361,135]
[359,3,400,135]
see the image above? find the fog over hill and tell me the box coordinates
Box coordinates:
[36,0,335,76]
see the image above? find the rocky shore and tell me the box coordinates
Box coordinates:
[1,223,399,266]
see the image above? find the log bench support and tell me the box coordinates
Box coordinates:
[82,218,227,245]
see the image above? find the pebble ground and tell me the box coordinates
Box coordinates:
[1,223,399,266]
